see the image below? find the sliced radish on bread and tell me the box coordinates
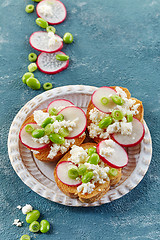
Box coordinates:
[37,51,69,74]
[36,0,67,25]
[112,118,145,147]
[47,99,74,113]
[19,123,49,150]
[97,140,128,168]
[91,87,117,113]
[29,31,63,53]
[56,161,82,186]
[58,106,87,139]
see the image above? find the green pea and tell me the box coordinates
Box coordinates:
[78,164,87,176]
[40,220,50,233]
[108,168,118,177]
[28,63,37,73]
[22,72,34,84]
[49,107,58,116]
[87,147,97,156]
[63,32,73,44]
[20,235,30,240]
[36,18,48,29]
[26,210,40,223]
[82,171,93,183]
[32,129,45,138]
[28,53,37,62]
[25,124,35,133]
[32,0,42,2]
[49,133,65,144]
[25,4,34,13]
[87,153,99,165]
[44,124,54,135]
[29,221,40,233]
[59,127,69,137]
[46,26,56,33]
[56,54,69,61]
[41,117,54,128]
[26,77,41,90]
[101,97,109,105]
[43,82,52,91]
[127,113,133,122]
[56,114,64,121]
[111,110,123,121]
[68,167,79,179]
[111,95,123,105]
[98,116,113,129]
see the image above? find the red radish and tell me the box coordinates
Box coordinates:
[29,31,63,53]
[112,118,145,147]
[19,123,49,150]
[36,0,67,25]
[58,106,87,139]
[37,51,69,74]
[47,99,74,113]
[97,140,128,168]
[56,161,82,186]
[91,87,117,113]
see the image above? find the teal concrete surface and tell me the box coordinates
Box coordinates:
[0,0,160,239]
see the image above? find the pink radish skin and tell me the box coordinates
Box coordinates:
[56,161,82,186]
[36,0,67,25]
[97,140,128,168]
[112,118,145,147]
[91,87,117,114]
[37,51,69,74]
[29,31,63,53]
[58,106,87,139]
[19,123,49,150]
[47,99,74,113]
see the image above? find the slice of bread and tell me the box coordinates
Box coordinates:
[54,143,122,203]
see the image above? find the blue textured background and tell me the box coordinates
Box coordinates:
[0,0,160,239]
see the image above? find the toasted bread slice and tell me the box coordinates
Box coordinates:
[54,143,121,203]
[20,109,86,162]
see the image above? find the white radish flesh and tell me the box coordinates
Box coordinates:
[47,99,74,113]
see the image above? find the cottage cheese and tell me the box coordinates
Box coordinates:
[38,4,53,17]
[68,145,88,164]
[77,182,95,195]
[33,135,50,144]
[34,110,50,126]
[100,140,115,158]
[12,219,23,227]
[48,32,63,48]
[22,204,33,214]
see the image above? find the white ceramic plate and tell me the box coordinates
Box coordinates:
[8,85,152,207]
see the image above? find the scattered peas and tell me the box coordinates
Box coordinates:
[111,95,123,105]
[127,113,133,122]
[28,53,37,62]
[43,82,52,91]
[108,168,118,177]
[82,171,93,183]
[46,26,56,33]
[41,117,54,128]
[40,220,50,233]
[28,63,37,73]
[56,54,69,61]
[20,235,30,240]
[59,127,69,137]
[88,147,97,156]
[25,124,35,133]
[56,114,64,121]
[111,110,123,121]
[101,97,109,105]
[99,116,113,129]
[26,210,40,223]
[36,18,48,29]
[68,167,79,179]
[32,129,45,138]
[22,72,34,84]
[25,4,34,13]
[26,77,41,90]
[63,32,73,44]
[87,153,99,165]
[49,133,65,144]
[78,164,87,176]
[44,123,54,135]
[49,107,58,116]
[29,221,40,233]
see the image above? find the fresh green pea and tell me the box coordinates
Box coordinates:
[82,171,93,183]
[49,108,58,116]
[41,117,54,128]
[25,124,35,133]
[43,82,52,91]
[49,133,65,144]
[111,95,123,105]
[63,32,73,44]
[108,168,118,177]
[127,113,133,122]
[28,63,37,73]
[32,0,42,2]
[101,97,109,105]
[29,221,40,233]
[78,164,87,176]
[111,110,123,121]
[22,72,34,84]
[98,116,113,129]
[26,210,40,223]
[26,77,41,90]
[56,54,69,61]
[87,147,97,156]
[87,153,99,165]
[68,167,79,179]
[59,127,69,137]
[56,114,64,121]
[20,235,30,240]
[40,220,50,233]
[28,53,37,62]
[32,129,45,138]
[44,123,54,135]
[25,4,34,13]
[46,26,56,33]
[36,18,48,29]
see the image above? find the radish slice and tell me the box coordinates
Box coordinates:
[47,99,74,113]
[112,118,145,147]
[56,161,82,186]
[36,0,67,25]
[37,51,69,74]
[91,87,117,113]
[29,31,63,53]
[97,140,128,168]
[19,123,49,150]
[58,106,87,139]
